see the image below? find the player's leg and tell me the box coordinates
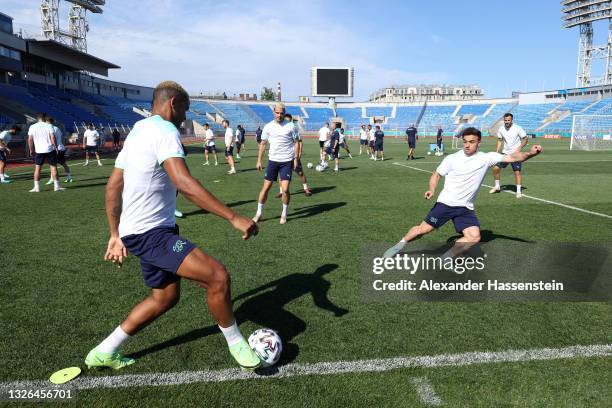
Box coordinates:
[489,165,502,193]
[60,152,72,182]
[279,178,291,224]
[513,165,522,198]
[0,156,9,183]
[213,148,219,165]
[383,221,435,258]
[204,146,209,164]
[254,178,274,222]
[176,249,260,368]
[297,167,312,196]
[95,150,102,166]
[30,155,43,192]
[84,149,89,165]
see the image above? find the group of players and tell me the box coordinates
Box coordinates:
[0,80,539,373]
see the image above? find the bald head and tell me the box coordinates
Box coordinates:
[152,80,189,106]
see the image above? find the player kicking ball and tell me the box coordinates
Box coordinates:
[85,81,261,371]
[383,127,542,259]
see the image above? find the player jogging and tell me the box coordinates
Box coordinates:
[358,124,368,155]
[0,125,19,183]
[383,127,542,259]
[202,123,218,166]
[83,123,102,166]
[405,123,418,160]
[489,113,528,198]
[223,120,236,174]
[253,103,299,225]
[85,81,261,371]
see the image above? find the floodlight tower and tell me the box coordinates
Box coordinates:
[563,1,612,87]
[40,0,104,52]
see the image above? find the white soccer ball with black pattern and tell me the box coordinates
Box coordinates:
[248,328,282,367]
[307,162,314,169]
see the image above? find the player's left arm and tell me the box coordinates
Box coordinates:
[312,285,348,317]
[502,144,542,163]
[104,168,127,266]
[518,133,529,151]
[424,172,441,199]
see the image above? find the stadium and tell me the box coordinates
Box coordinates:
[0,1,610,407]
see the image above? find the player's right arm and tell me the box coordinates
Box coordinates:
[256,139,267,171]
[495,129,503,153]
[501,145,542,163]
[104,168,127,266]
[164,157,258,240]
[425,172,441,200]
[27,134,34,157]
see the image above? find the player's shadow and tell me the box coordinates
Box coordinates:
[65,181,109,190]
[446,229,533,244]
[285,202,346,221]
[181,199,257,217]
[338,166,357,171]
[500,184,528,192]
[237,168,257,173]
[129,263,348,366]
[307,186,336,195]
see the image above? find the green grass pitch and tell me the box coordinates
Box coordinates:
[0,137,610,407]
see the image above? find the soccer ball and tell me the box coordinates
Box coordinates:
[307,162,313,169]
[248,328,282,367]
[427,151,432,155]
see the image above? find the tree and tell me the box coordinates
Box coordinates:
[261,87,275,101]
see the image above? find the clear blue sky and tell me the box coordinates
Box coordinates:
[1,0,599,101]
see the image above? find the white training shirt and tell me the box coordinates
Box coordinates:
[28,122,55,154]
[0,130,11,147]
[359,129,368,140]
[205,128,215,146]
[368,129,375,141]
[497,124,527,154]
[115,115,185,238]
[435,150,504,210]
[224,128,233,148]
[318,126,330,142]
[261,119,298,162]
[52,125,64,151]
[84,129,100,147]
[235,128,241,142]
[339,130,346,144]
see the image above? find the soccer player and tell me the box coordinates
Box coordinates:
[435,125,443,156]
[253,102,299,225]
[45,117,72,184]
[374,125,385,161]
[202,123,218,166]
[330,122,341,172]
[255,126,262,144]
[0,125,19,183]
[85,81,261,371]
[83,123,102,166]
[27,112,64,192]
[339,127,352,158]
[235,124,244,159]
[383,127,542,259]
[318,122,331,163]
[223,120,236,174]
[405,123,418,160]
[112,128,121,151]
[367,124,376,159]
[276,113,312,197]
[489,113,528,198]
[358,124,368,155]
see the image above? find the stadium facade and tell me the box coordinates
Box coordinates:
[369,84,484,102]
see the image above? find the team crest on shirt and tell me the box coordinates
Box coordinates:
[429,217,438,224]
[173,240,187,253]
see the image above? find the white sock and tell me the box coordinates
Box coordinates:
[53,180,60,189]
[98,160,102,165]
[0,175,4,182]
[303,183,308,190]
[281,203,288,218]
[219,321,244,347]
[256,202,264,216]
[34,181,40,189]
[67,173,72,179]
[516,185,522,193]
[494,180,500,189]
[97,326,131,354]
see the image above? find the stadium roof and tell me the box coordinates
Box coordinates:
[26,39,119,76]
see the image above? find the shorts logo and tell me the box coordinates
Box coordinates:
[429,216,438,224]
[173,240,187,253]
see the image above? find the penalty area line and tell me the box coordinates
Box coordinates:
[392,162,612,220]
[0,344,609,392]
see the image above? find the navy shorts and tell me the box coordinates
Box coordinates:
[424,202,480,234]
[360,139,368,145]
[319,141,325,148]
[375,142,384,152]
[497,161,522,171]
[369,141,375,148]
[0,150,6,162]
[225,146,234,157]
[86,145,98,154]
[122,225,196,288]
[265,160,293,182]
[236,142,242,149]
[340,142,347,149]
[35,150,58,166]
[206,145,217,153]
[57,150,66,165]
[408,139,416,148]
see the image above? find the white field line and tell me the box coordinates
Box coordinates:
[0,344,609,392]
[410,377,443,406]
[392,162,612,220]
[392,159,612,165]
